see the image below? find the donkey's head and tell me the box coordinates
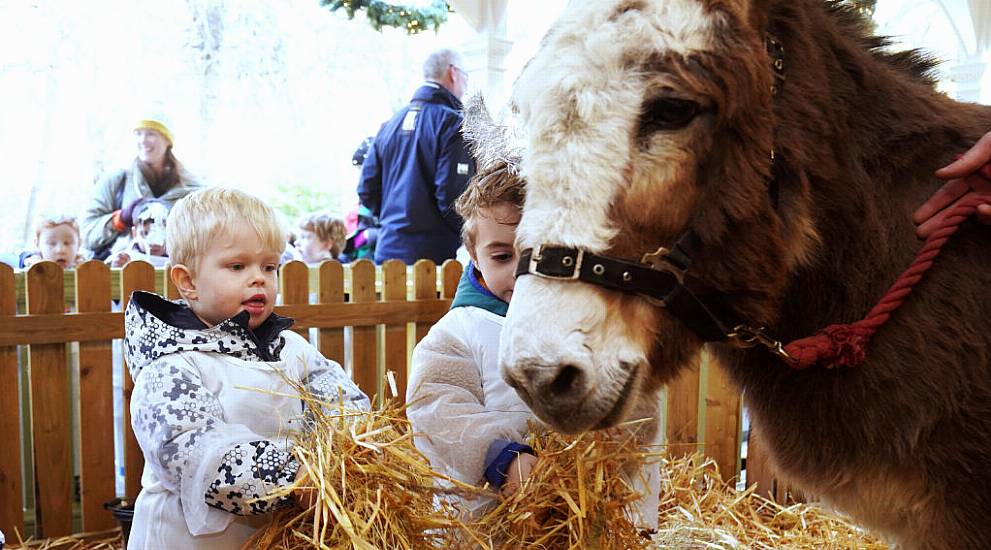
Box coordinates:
[501,0,821,433]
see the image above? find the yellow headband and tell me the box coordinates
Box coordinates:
[134,119,174,146]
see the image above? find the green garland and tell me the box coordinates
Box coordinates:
[845,0,877,17]
[322,0,452,34]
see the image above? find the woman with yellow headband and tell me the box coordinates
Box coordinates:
[81,117,203,260]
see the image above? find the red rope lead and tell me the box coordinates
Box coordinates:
[782,193,991,369]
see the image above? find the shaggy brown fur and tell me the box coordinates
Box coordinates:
[616,2,991,548]
[529,1,991,548]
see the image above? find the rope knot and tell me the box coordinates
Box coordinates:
[783,324,872,369]
[819,325,870,367]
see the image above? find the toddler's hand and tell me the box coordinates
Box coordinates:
[500,453,538,499]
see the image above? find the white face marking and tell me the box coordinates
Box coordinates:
[512,0,715,253]
[500,1,718,433]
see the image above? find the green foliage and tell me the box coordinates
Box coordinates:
[322,0,451,34]
[269,180,348,227]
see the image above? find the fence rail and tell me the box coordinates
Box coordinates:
[0,258,768,541]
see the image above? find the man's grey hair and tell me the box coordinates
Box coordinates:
[423,49,464,80]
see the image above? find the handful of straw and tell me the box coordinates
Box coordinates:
[244,377,480,550]
[472,423,658,550]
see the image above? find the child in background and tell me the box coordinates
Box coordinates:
[124,188,369,549]
[106,199,170,267]
[406,162,537,515]
[21,215,86,269]
[295,213,347,264]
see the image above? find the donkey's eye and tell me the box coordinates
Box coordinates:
[639,97,700,135]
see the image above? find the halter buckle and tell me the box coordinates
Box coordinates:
[529,246,584,281]
[641,247,685,283]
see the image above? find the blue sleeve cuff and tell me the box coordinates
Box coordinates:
[483,441,535,488]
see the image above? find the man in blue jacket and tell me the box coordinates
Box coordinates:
[358,49,476,264]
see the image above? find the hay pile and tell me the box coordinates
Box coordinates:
[5,530,122,550]
[472,425,655,550]
[247,376,889,549]
[244,391,478,550]
[651,454,889,549]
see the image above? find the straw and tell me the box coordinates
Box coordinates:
[6,529,122,549]
[243,373,482,550]
[649,454,889,549]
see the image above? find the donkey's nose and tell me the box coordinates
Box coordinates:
[514,363,589,413]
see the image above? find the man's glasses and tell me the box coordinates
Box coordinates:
[450,64,469,80]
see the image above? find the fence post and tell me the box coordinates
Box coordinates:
[381,260,408,403]
[350,260,378,404]
[121,261,156,498]
[75,261,116,531]
[702,355,742,483]
[0,263,24,538]
[412,261,438,347]
[440,260,461,300]
[280,260,310,340]
[26,261,72,537]
[665,356,701,457]
[317,261,345,365]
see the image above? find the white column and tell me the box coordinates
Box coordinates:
[452,0,514,106]
[949,57,988,103]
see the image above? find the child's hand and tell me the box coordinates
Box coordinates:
[500,453,538,498]
[22,254,42,268]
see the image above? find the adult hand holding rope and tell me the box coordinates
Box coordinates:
[914,131,991,237]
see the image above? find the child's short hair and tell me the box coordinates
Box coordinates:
[299,213,347,257]
[454,163,526,253]
[167,188,286,271]
[34,215,80,243]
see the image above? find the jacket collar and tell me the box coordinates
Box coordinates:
[411,82,463,111]
[124,291,295,378]
[450,262,508,317]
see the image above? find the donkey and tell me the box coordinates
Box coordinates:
[498,1,991,548]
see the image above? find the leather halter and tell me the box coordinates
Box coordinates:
[514,34,791,359]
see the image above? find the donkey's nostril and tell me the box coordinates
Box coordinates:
[549,365,582,397]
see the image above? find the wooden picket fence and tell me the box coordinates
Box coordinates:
[0,258,772,541]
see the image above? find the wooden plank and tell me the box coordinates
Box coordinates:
[0,263,24,538]
[317,261,345,365]
[702,353,742,483]
[744,427,777,500]
[381,260,408,403]
[440,260,462,300]
[412,260,438,346]
[350,260,378,404]
[121,261,156,498]
[0,300,453,347]
[665,356,701,457]
[74,261,116,531]
[279,260,310,340]
[26,261,72,537]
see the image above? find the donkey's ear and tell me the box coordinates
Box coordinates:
[461,93,522,175]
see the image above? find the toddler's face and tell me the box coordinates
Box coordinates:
[471,202,520,303]
[296,229,332,263]
[38,224,80,268]
[187,220,280,330]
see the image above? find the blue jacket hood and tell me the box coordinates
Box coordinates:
[450,262,508,317]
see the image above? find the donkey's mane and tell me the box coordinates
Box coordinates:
[819,1,941,84]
